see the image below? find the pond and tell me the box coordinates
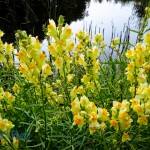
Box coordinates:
[0,0,149,49]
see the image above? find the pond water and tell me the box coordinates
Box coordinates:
[70,0,138,44]
[0,0,149,57]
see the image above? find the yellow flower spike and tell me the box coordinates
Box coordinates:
[92,47,99,59]
[78,54,86,67]
[111,107,118,118]
[89,121,100,134]
[120,119,132,131]
[71,97,81,115]
[42,64,53,77]
[35,39,41,50]
[12,84,20,95]
[122,133,130,142]
[98,108,109,121]
[73,114,84,128]
[47,19,58,39]
[135,58,144,67]
[66,39,74,52]
[110,119,119,131]
[0,121,7,132]
[89,111,98,123]
[126,61,135,72]
[0,30,4,37]
[137,115,148,125]
[112,38,120,45]
[81,74,91,84]
[118,111,130,122]
[48,44,58,57]
[120,100,130,112]
[4,92,11,99]
[135,43,144,55]
[6,120,15,130]
[125,48,135,60]
[113,101,122,110]
[143,62,150,71]
[8,95,15,103]
[54,57,63,69]
[133,104,144,116]
[131,98,140,109]
[87,49,93,58]
[80,95,90,108]
[94,34,103,43]
[67,74,74,83]
[86,82,95,91]
[77,86,85,95]
[86,101,97,113]
[144,33,150,44]
[37,53,46,69]
[137,74,147,83]
[70,86,78,100]
[5,43,14,55]
[19,65,28,76]
[60,24,72,40]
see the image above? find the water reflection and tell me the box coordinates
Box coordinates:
[0,0,149,43]
[0,0,90,42]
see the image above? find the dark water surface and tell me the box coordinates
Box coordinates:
[0,0,149,45]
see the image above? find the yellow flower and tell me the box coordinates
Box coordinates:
[78,54,86,66]
[0,30,4,37]
[94,34,103,43]
[42,64,53,77]
[54,57,63,69]
[0,121,7,132]
[144,33,150,44]
[37,53,46,68]
[60,24,72,40]
[47,19,57,39]
[118,111,130,122]
[125,48,135,60]
[98,108,109,121]
[89,111,98,123]
[48,44,57,57]
[131,98,140,109]
[5,43,14,55]
[67,74,74,82]
[122,133,130,142]
[71,97,81,115]
[113,101,122,109]
[120,120,132,131]
[120,100,130,112]
[110,119,119,131]
[70,86,78,100]
[81,74,91,84]
[66,39,74,52]
[80,96,90,108]
[137,115,148,125]
[73,114,84,128]
[86,101,97,113]
[77,86,85,95]
[89,121,100,134]
[133,104,144,116]
[19,65,28,76]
